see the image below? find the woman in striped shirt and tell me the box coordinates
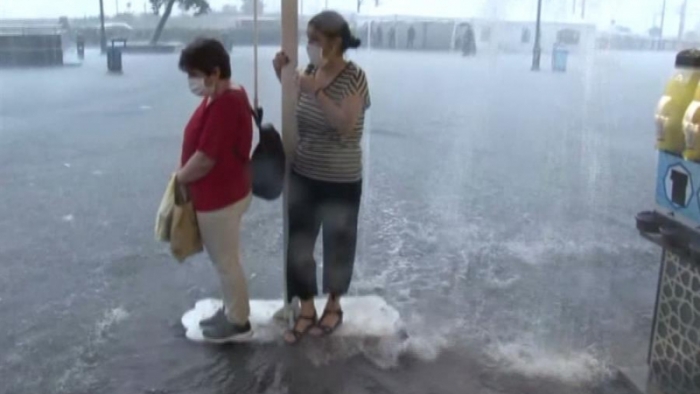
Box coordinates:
[273,10,371,344]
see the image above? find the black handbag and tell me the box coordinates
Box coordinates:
[250,107,286,200]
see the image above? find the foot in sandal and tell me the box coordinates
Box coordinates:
[310,295,343,337]
[283,300,317,344]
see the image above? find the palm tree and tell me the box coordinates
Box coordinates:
[149,0,210,45]
[241,0,265,15]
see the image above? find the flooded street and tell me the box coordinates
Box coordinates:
[0,47,664,393]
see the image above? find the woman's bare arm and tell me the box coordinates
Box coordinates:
[177,151,215,184]
[315,91,364,135]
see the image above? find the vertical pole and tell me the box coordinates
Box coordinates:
[660,0,667,38]
[99,0,107,53]
[658,0,667,50]
[367,20,372,50]
[532,0,543,71]
[253,0,259,109]
[115,0,120,15]
[679,0,688,41]
[580,0,586,19]
[274,0,299,323]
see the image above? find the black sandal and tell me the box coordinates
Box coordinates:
[284,313,317,345]
[313,309,344,337]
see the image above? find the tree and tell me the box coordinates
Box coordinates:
[149,0,210,44]
[649,27,662,38]
[221,4,239,14]
[240,0,264,15]
[151,0,165,15]
[58,16,71,31]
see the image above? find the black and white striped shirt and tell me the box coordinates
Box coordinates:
[294,61,371,183]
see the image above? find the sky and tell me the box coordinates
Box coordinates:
[1,0,699,35]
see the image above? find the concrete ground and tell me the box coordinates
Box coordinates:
[0,47,666,393]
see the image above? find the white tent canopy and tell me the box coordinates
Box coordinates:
[354,0,595,25]
[358,0,475,19]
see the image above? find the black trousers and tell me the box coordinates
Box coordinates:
[286,171,362,302]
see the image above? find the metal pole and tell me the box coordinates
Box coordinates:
[660,0,667,38]
[532,0,543,71]
[253,0,259,109]
[658,0,667,50]
[580,0,586,19]
[368,19,372,49]
[115,0,120,15]
[99,0,107,53]
[450,21,458,51]
[272,0,299,324]
[679,0,688,41]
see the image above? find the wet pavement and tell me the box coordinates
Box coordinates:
[0,47,667,393]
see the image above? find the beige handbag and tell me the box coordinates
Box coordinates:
[154,174,176,242]
[169,179,203,262]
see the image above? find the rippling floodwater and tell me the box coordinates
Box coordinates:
[0,47,666,393]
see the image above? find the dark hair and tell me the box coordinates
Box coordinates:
[309,11,362,53]
[178,38,232,79]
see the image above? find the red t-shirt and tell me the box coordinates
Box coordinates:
[181,88,253,212]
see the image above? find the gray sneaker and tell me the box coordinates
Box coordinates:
[199,307,227,328]
[200,309,253,343]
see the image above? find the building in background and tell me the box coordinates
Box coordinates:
[0,19,65,66]
[354,14,596,56]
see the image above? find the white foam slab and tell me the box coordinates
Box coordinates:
[182,295,402,343]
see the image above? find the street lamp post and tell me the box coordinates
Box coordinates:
[99,0,107,53]
[679,0,688,41]
[660,0,667,39]
[532,0,543,71]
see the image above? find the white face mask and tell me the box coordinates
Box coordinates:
[306,44,322,67]
[188,77,211,97]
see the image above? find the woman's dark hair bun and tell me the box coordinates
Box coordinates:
[348,36,362,49]
[309,10,362,53]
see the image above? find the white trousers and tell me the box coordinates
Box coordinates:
[196,194,252,325]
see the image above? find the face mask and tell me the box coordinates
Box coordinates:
[306,44,322,67]
[188,77,211,97]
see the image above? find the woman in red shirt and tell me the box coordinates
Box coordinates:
[176,38,254,343]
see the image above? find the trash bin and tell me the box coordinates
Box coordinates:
[552,44,568,72]
[76,36,85,59]
[107,38,127,73]
[222,35,234,52]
